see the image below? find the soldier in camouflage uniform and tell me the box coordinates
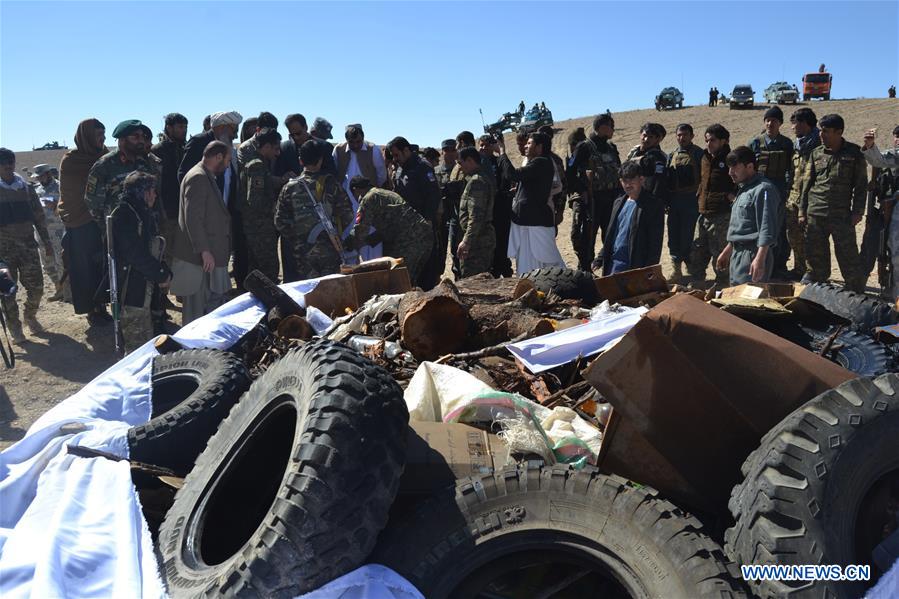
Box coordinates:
[785,108,820,279]
[568,114,621,271]
[85,120,160,227]
[798,114,868,292]
[688,124,736,286]
[274,140,355,280]
[434,139,459,277]
[0,148,53,343]
[666,124,705,278]
[456,147,497,278]
[239,128,283,282]
[31,164,66,300]
[349,177,433,285]
[862,126,899,298]
[748,106,794,278]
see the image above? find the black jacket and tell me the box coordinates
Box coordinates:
[110,195,171,308]
[178,131,214,184]
[600,189,664,276]
[394,153,441,223]
[151,136,184,220]
[500,154,555,227]
[275,138,301,177]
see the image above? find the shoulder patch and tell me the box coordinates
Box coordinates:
[655,162,665,174]
[426,171,436,182]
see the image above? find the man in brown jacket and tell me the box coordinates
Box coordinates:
[688,124,736,286]
[170,141,233,324]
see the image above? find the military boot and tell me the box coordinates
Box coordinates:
[23,313,45,334]
[670,260,684,281]
[48,280,65,302]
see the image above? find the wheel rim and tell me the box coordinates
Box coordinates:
[446,532,648,599]
[183,396,297,568]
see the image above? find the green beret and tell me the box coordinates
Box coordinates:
[112,119,151,139]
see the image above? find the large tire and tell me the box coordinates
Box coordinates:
[523,266,598,305]
[725,374,899,598]
[799,282,897,333]
[158,339,408,598]
[789,326,894,377]
[128,349,251,475]
[373,465,747,599]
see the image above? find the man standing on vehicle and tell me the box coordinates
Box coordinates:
[716,147,780,285]
[688,124,736,286]
[748,106,794,279]
[666,124,704,280]
[798,114,867,292]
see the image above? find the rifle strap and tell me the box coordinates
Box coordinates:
[299,179,345,259]
[0,309,14,369]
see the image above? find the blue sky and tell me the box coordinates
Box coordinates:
[1,1,896,151]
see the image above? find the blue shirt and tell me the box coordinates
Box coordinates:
[610,198,637,273]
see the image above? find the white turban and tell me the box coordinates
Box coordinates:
[209,111,243,128]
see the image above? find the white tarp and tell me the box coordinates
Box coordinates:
[507,306,647,373]
[0,276,422,599]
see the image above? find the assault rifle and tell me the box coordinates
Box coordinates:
[106,215,123,355]
[298,179,353,266]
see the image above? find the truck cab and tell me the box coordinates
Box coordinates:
[803,71,832,100]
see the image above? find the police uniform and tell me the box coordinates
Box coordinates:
[240,157,281,282]
[352,187,433,285]
[666,143,704,269]
[688,146,735,285]
[727,174,780,284]
[799,139,868,291]
[786,129,821,278]
[627,145,669,204]
[394,154,442,289]
[110,193,171,353]
[458,167,497,278]
[274,171,355,280]
[749,132,794,274]
[568,134,621,271]
[0,173,50,340]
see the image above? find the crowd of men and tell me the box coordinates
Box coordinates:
[0,105,897,353]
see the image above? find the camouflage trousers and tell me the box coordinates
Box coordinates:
[688,211,731,285]
[785,203,806,276]
[459,232,496,280]
[244,215,280,283]
[0,236,43,327]
[35,209,65,284]
[121,304,153,354]
[387,226,434,286]
[805,215,865,292]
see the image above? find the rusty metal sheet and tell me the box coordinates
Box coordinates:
[594,264,668,303]
[586,293,855,513]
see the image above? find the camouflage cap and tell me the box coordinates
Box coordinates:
[112,119,152,139]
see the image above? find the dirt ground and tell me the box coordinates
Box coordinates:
[1,98,896,450]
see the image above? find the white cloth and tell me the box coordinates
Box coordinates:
[0,277,347,599]
[508,222,566,275]
[0,173,26,191]
[209,110,243,128]
[335,143,386,261]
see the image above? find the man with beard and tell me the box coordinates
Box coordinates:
[151,112,188,259]
[178,111,244,285]
[171,141,234,323]
[85,120,160,226]
[665,124,704,279]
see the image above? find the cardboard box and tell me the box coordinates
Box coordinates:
[720,282,802,300]
[399,421,509,494]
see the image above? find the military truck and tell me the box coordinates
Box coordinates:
[483,110,521,137]
[729,84,755,109]
[654,86,684,110]
[803,66,833,100]
[763,81,800,104]
[32,141,67,151]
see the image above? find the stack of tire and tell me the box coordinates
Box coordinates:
[129,339,409,597]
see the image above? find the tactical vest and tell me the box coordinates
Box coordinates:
[0,183,36,237]
[668,146,701,193]
[587,138,620,193]
[754,135,789,182]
